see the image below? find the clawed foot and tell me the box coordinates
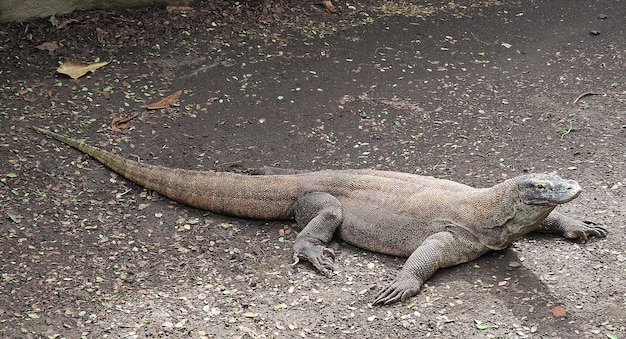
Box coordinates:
[372,277,422,306]
[563,221,608,240]
[292,244,335,277]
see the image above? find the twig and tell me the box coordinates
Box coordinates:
[572,91,605,104]
[190,60,226,76]
[470,32,492,45]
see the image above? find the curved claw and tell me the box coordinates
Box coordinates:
[563,221,608,240]
[582,221,608,238]
[292,246,335,277]
[372,278,421,306]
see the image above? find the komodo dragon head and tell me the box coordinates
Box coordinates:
[516,173,582,206]
[476,173,583,250]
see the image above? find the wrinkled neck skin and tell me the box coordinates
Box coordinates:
[468,179,556,250]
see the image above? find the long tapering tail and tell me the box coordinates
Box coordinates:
[33,127,300,220]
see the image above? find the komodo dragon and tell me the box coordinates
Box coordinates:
[33,127,607,305]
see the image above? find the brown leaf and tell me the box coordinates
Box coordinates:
[548,305,566,317]
[146,90,183,110]
[36,42,59,53]
[322,0,340,14]
[96,27,108,44]
[56,18,79,29]
[56,60,109,79]
[111,113,139,132]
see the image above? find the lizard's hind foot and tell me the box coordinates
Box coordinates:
[372,277,422,306]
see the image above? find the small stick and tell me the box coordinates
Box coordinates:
[572,92,605,104]
[470,32,491,45]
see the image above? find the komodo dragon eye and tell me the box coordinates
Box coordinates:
[535,183,546,189]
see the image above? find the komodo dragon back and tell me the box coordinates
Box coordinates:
[34,127,608,306]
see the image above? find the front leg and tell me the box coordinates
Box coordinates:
[538,211,608,240]
[373,231,488,306]
[292,192,343,276]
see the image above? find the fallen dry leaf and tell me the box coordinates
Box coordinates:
[111,113,139,132]
[322,0,340,14]
[548,305,566,317]
[36,41,59,53]
[146,90,183,110]
[96,27,108,44]
[56,60,109,79]
[56,18,79,29]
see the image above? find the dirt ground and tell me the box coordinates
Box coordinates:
[1,0,625,338]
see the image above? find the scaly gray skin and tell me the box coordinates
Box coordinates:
[33,127,608,306]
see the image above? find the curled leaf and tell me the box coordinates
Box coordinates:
[96,28,109,44]
[322,0,340,14]
[146,90,183,110]
[111,113,139,132]
[57,60,109,79]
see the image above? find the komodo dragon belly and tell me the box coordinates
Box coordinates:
[336,198,456,257]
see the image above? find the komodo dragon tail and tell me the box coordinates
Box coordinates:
[33,127,299,220]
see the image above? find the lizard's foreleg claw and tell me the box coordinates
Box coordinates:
[563,220,608,240]
[581,221,608,238]
[292,246,335,277]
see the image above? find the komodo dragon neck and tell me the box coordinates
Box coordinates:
[466,178,557,250]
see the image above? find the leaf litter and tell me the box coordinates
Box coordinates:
[146,90,183,109]
[111,112,140,132]
[56,60,110,79]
